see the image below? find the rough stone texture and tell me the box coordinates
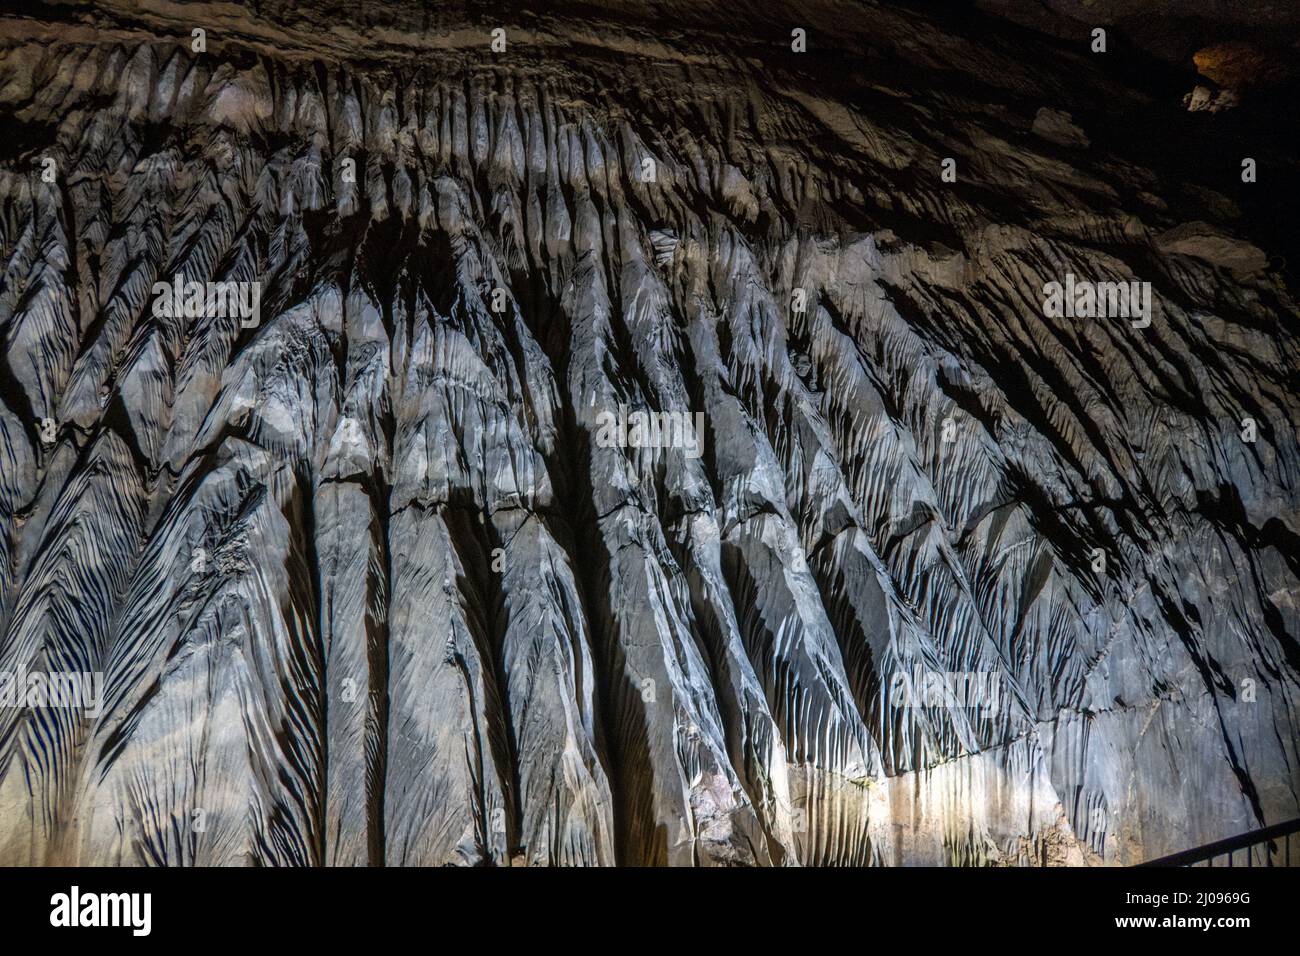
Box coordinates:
[0,1,1297,866]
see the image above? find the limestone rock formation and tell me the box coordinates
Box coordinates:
[0,0,1297,866]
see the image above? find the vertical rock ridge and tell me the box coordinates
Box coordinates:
[1,1,1298,865]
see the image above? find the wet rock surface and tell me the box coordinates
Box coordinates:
[0,0,1298,866]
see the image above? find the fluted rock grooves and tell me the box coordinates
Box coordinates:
[0,0,1297,866]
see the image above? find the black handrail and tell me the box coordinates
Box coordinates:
[1137,818,1300,867]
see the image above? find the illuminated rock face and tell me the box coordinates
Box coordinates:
[0,1,1297,867]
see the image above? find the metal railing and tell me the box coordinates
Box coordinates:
[1137,818,1300,867]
